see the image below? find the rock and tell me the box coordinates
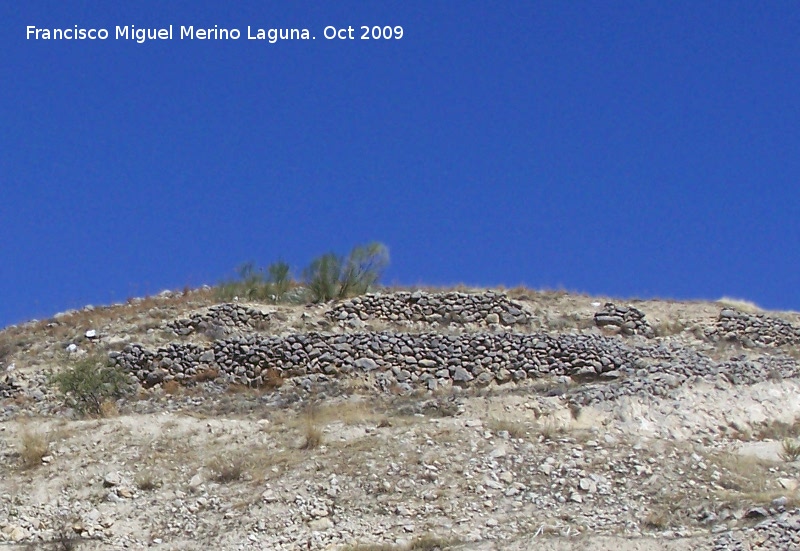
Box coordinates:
[777,478,798,491]
[579,478,596,493]
[309,518,334,531]
[85,329,97,339]
[745,507,769,519]
[486,313,500,324]
[103,472,123,487]
[189,472,204,490]
[9,526,26,542]
[453,367,473,383]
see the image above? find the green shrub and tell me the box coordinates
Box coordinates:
[49,356,134,416]
[267,261,292,297]
[216,260,296,302]
[304,253,344,302]
[303,242,389,303]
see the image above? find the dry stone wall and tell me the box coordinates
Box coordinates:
[594,303,654,338]
[328,291,531,326]
[705,308,800,347]
[105,293,800,406]
[111,331,638,390]
[167,304,272,337]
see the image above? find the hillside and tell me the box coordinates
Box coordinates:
[2,287,800,550]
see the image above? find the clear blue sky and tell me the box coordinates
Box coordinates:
[2,2,799,327]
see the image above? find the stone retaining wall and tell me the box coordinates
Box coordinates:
[167,304,272,337]
[594,303,654,338]
[327,291,531,326]
[705,309,800,347]
[111,331,637,390]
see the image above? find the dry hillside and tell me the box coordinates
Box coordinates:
[2,287,800,550]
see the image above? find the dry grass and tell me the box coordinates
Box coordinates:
[486,417,528,439]
[780,439,800,462]
[162,380,181,395]
[301,403,323,450]
[752,417,800,441]
[207,453,248,483]
[315,400,377,426]
[263,367,284,389]
[341,534,457,551]
[717,297,761,313]
[536,415,566,441]
[652,318,689,337]
[705,452,778,504]
[99,399,119,417]
[135,470,160,491]
[18,427,49,469]
[192,368,219,383]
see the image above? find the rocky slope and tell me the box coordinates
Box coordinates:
[1,288,800,550]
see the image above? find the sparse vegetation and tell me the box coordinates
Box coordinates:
[652,318,689,337]
[536,415,566,441]
[49,356,134,416]
[207,454,248,483]
[303,242,389,302]
[135,470,160,491]
[214,243,388,304]
[18,427,49,469]
[752,417,800,441]
[267,261,292,297]
[301,402,323,449]
[780,438,800,462]
[486,417,528,439]
[342,535,457,551]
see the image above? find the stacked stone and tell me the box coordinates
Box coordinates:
[327,291,531,326]
[714,508,800,550]
[167,304,271,336]
[110,331,636,390]
[0,375,22,398]
[571,354,800,406]
[705,308,800,347]
[594,303,655,338]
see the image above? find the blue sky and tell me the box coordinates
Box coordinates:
[2,2,799,327]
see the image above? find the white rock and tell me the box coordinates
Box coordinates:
[103,472,122,487]
[309,518,333,531]
[85,329,97,338]
[9,526,26,541]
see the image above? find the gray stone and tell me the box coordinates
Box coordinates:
[453,367,474,382]
[354,358,378,371]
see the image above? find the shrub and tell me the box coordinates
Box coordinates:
[781,438,800,462]
[304,253,343,302]
[303,242,390,303]
[216,260,296,302]
[18,427,49,469]
[208,454,247,483]
[267,261,292,297]
[301,402,323,449]
[49,356,134,416]
[340,242,390,297]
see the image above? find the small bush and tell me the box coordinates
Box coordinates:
[267,261,292,297]
[208,454,247,483]
[304,242,389,303]
[49,356,134,416]
[135,470,160,491]
[301,402,323,449]
[781,438,800,462]
[18,427,49,469]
